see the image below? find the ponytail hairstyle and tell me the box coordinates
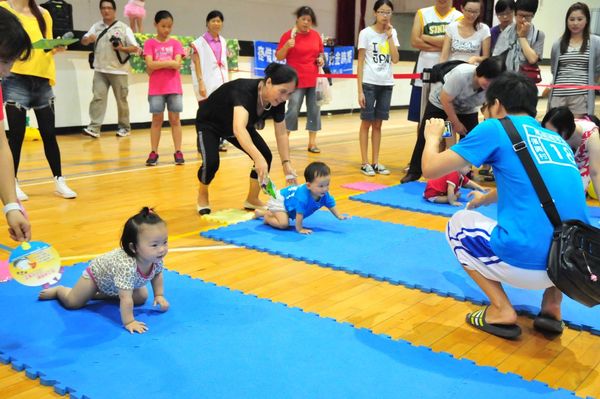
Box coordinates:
[0,7,32,63]
[560,2,590,54]
[29,0,48,38]
[263,62,298,87]
[120,207,166,257]
[541,107,576,141]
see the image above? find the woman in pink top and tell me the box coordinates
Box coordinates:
[276,6,324,153]
[542,106,600,197]
[143,10,185,166]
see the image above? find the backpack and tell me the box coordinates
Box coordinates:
[422,60,466,84]
[40,0,73,38]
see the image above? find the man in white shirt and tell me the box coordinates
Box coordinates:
[81,0,140,138]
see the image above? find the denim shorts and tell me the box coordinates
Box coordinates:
[148,94,183,113]
[1,73,54,110]
[360,83,393,121]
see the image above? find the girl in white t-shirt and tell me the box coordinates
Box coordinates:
[356,0,399,176]
[440,0,490,64]
[39,207,170,334]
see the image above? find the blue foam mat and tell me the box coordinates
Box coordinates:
[0,263,578,398]
[350,181,600,224]
[202,212,600,335]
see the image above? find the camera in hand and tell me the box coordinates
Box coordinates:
[109,35,122,48]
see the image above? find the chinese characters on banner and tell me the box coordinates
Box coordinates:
[253,41,285,77]
[253,41,355,77]
[323,46,354,74]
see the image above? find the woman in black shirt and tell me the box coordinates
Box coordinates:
[195,63,298,214]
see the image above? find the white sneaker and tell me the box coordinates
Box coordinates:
[82,127,100,138]
[54,176,77,199]
[15,179,28,201]
[373,163,390,175]
[116,128,130,137]
[360,164,376,176]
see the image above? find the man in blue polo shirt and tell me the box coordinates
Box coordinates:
[421,72,589,339]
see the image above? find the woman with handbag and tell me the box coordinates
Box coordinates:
[275,6,324,153]
[492,0,544,80]
[547,2,600,118]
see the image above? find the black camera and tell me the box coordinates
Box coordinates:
[109,35,122,48]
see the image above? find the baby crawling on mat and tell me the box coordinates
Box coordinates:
[256,161,348,234]
[39,207,170,334]
[423,165,487,206]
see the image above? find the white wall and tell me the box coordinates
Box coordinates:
[26,51,552,129]
[73,0,336,41]
[46,52,418,129]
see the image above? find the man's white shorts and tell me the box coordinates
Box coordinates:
[446,210,554,290]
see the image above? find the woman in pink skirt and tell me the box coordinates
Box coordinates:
[124,0,145,33]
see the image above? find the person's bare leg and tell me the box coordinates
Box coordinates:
[245,178,264,207]
[168,112,182,152]
[132,286,148,306]
[359,120,371,165]
[308,131,318,150]
[39,278,98,309]
[263,211,290,229]
[150,113,163,152]
[540,286,563,320]
[464,267,518,324]
[198,182,209,207]
[371,120,383,165]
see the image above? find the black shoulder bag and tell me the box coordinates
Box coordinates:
[500,117,600,307]
[88,20,118,69]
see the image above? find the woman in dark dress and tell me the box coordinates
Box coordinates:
[195,63,298,214]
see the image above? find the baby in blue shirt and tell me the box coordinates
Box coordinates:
[257,162,348,234]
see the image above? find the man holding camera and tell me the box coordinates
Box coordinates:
[81,0,140,138]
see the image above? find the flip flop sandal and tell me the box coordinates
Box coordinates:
[307,147,321,153]
[466,306,522,339]
[533,313,564,334]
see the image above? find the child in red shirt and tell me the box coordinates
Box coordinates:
[423,165,486,206]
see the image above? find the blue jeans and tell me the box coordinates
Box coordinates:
[285,87,321,132]
[148,94,183,113]
[360,83,393,121]
[1,73,54,110]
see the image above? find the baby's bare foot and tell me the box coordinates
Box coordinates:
[38,286,60,300]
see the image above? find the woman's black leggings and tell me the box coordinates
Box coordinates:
[5,103,62,177]
[196,124,272,184]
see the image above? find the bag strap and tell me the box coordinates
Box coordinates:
[93,20,119,53]
[499,117,562,229]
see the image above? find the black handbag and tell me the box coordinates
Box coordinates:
[500,117,600,307]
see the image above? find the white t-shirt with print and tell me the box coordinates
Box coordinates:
[445,22,490,62]
[358,26,400,86]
